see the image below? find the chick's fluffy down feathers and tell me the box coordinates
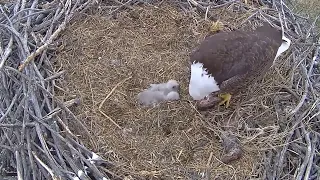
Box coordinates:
[137,90,166,106]
[149,80,179,95]
[137,80,180,107]
[166,91,180,100]
[137,90,180,106]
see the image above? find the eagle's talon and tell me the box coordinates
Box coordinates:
[210,21,224,34]
[218,93,232,108]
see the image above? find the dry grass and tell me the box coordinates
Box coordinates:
[55,2,296,179]
[292,0,320,18]
[289,0,320,31]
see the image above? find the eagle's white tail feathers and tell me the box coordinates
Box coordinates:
[275,13,291,60]
[275,35,291,60]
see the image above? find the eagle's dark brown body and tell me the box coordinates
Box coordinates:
[190,24,283,94]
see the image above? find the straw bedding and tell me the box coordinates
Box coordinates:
[1,0,319,179]
[56,2,291,179]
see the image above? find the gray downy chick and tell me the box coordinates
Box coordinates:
[137,90,180,107]
[165,91,180,101]
[137,90,166,107]
[149,79,179,95]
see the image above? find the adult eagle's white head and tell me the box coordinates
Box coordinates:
[188,61,220,100]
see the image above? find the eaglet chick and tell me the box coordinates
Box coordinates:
[148,79,179,95]
[137,80,180,107]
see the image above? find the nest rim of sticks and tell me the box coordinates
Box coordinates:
[0,0,319,179]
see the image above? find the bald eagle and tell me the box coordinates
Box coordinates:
[188,22,291,108]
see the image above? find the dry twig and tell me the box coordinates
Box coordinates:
[0,0,117,179]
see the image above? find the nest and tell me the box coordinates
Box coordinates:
[0,0,319,180]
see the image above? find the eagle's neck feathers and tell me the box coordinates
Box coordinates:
[188,61,220,100]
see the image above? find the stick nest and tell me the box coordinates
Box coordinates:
[0,0,319,180]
